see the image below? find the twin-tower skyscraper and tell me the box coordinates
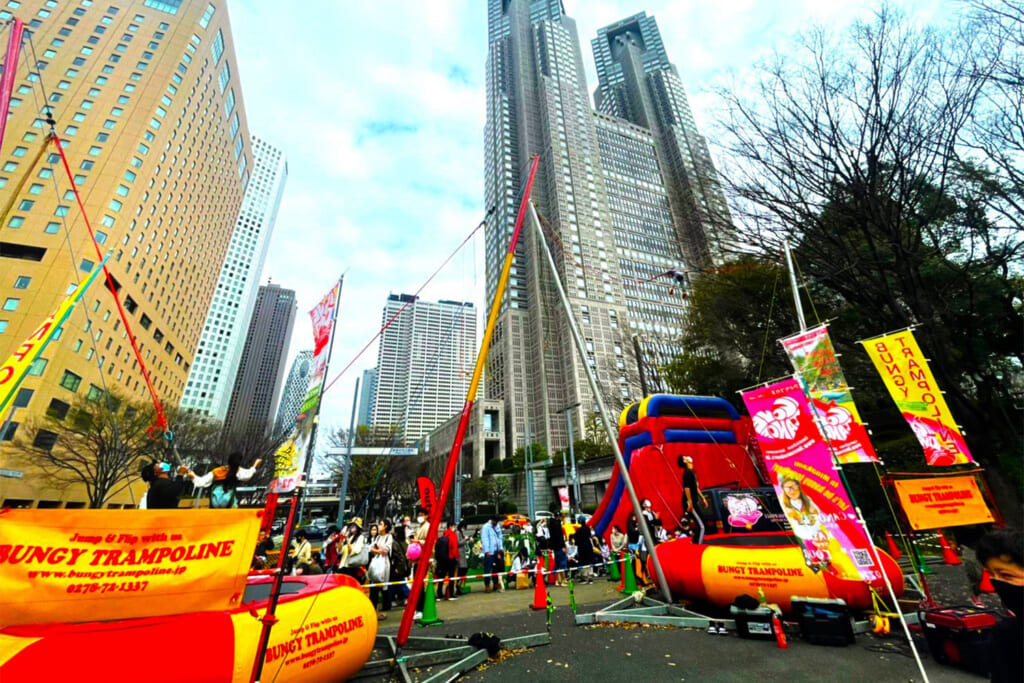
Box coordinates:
[484,1,731,455]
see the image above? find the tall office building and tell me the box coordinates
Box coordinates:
[223,282,296,437]
[0,0,252,508]
[181,135,287,420]
[593,12,731,265]
[371,295,476,443]
[484,1,730,453]
[356,367,376,427]
[274,348,312,435]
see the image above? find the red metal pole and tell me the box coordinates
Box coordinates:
[249,493,298,683]
[396,155,540,647]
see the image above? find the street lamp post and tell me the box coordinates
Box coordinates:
[524,422,535,519]
[558,403,581,514]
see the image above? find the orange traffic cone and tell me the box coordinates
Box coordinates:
[884,531,902,560]
[618,552,626,592]
[547,551,557,586]
[772,614,788,650]
[937,531,961,566]
[530,560,548,610]
[979,569,995,593]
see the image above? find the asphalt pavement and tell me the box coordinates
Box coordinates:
[368,578,983,683]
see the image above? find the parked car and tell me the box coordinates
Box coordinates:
[535,511,555,521]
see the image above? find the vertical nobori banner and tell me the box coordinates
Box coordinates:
[741,378,881,582]
[861,330,975,466]
[271,280,343,493]
[780,325,878,464]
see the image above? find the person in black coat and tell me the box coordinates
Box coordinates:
[140,460,196,509]
[573,517,596,584]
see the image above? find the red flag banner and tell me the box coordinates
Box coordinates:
[781,325,878,464]
[417,477,436,517]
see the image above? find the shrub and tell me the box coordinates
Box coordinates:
[499,501,518,514]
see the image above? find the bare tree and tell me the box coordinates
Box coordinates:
[15,392,162,508]
[708,4,1021,517]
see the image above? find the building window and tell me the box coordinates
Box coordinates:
[0,421,17,441]
[60,369,82,391]
[27,357,47,376]
[33,430,59,452]
[2,298,19,311]
[86,384,104,402]
[13,276,31,289]
[211,29,224,63]
[13,388,33,408]
[199,2,215,28]
[47,398,71,420]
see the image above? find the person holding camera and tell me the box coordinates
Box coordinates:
[140,460,197,509]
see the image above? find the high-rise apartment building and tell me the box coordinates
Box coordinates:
[223,282,295,437]
[274,348,312,435]
[356,367,376,427]
[371,294,476,444]
[181,135,287,420]
[0,0,252,508]
[484,1,730,453]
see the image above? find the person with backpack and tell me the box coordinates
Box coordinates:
[191,453,262,508]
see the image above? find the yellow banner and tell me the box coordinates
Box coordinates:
[894,476,994,530]
[0,509,261,627]
[861,330,974,466]
[0,256,108,415]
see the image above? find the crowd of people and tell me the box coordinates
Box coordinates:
[280,503,702,620]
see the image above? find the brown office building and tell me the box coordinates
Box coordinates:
[0,0,252,508]
[223,282,296,438]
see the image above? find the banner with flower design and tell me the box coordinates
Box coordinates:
[781,325,878,464]
[741,378,881,582]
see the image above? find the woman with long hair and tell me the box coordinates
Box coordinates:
[191,452,262,508]
[368,520,393,618]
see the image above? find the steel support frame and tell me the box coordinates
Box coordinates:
[356,633,551,682]
[572,596,916,633]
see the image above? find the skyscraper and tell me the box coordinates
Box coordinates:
[224,282,296,437]
[371,295,476,443]
[484,1,729,453]
[181,135,287,420]
[0,0,252,507]
[593,12,731,265]
[357,367,377,427]
[274,349,312,435]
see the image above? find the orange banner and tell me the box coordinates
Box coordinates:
[893,476,994,530]
[0,509,261,627]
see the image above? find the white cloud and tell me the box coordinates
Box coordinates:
[226,0,950,434]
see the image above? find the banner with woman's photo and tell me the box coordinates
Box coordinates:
[741,378,881,582]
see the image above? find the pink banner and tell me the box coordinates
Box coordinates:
[781,326,878,464]
[742,378,881,582]
[0,19,25,156]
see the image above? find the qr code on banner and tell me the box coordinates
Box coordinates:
[851,549,873,567]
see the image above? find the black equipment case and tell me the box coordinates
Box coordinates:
[729,605,780,640]
[791,597,855,645]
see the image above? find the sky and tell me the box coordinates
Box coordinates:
[226,0,947,439]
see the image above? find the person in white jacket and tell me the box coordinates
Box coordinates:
[191,453,262,508]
